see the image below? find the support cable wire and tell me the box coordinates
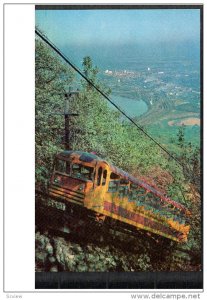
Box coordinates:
[35,28,183,168]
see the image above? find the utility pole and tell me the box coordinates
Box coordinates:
[47,88,79,150]
[64,89,79,150]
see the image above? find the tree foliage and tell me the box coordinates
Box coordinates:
[35,38,74,187]
[175,126,201,268]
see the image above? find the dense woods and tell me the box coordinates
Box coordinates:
[35,37,201,271]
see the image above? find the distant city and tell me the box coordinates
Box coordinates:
[90,48,201,146]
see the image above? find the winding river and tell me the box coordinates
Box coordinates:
[109,95,148,118]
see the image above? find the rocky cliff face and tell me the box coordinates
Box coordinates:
[35,230,153,272]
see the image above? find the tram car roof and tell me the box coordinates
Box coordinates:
[56,150,188,214]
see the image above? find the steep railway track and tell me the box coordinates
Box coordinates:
[35,189,192,268]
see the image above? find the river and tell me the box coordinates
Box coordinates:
[109,95,148,118]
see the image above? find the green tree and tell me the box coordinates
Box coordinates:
[35,37,74,188]
[174,127,201,269]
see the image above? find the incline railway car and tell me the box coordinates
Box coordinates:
[48,150,190,243]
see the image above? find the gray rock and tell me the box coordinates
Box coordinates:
[76,246,83,253]
[87,245,93,251]
[36,252,47,264]
[50,266,58,272]
[46,243,53,255]
[48,256,56,264]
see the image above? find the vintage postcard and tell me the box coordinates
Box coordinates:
[34,4,202,289]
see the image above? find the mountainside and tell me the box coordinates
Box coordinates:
[35,37,201,272]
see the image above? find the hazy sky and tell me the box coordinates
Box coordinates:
[36,9,200,47]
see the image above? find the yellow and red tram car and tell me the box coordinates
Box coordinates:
[49,151,190,243]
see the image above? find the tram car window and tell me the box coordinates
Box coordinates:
[119,185,129,197]
[110,172,120,180]
[108,172,120,193]
[128,183,138,202]
[71,164,94,180]
[144,192,155,211]
[102,170,107,186]
[119,178,129,198]
[55,159,70,174]
[97,167,102,186]
[135,187,147,206]
[108,180,119,193]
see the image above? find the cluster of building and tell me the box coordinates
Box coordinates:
[104,69,136,78]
